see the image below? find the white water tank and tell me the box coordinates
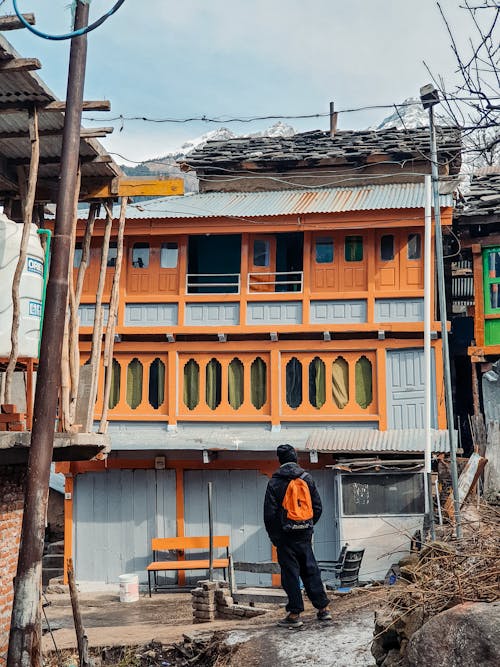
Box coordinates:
[0,213,44,358]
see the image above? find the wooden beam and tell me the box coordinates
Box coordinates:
[0,13,35,30]
[46,100,111,112]
[0,127,114,141]
[0,100,111,112]
[84,177,184,199]
[12,154,113,167]
[0,58,41,73]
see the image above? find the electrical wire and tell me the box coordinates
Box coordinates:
[82,95,500,124]
[13,0,126,41]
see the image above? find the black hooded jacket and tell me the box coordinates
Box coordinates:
[263,462,323,546]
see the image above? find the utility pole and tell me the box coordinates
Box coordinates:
[420,84,462,539]
[8,3,90,664]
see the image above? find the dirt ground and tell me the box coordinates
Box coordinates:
[42,586,387,666]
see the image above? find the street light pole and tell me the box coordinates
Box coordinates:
[8,3,90,665]
[420,84,462,539]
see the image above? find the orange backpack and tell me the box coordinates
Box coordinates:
[282,473,314,530]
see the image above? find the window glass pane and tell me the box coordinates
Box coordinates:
[183,359,199,410]
[206,358,222,410]
[74,243,82,268]
[126,358,143,409]
[148,358,165,409]
[161,242,178,268]
[342,474,425,515]
[251,357,267,410]
[408,233,421,260]
[228,358,244,410]
[108,358,120,409]
[315,237,334,264]
[345,236,363,262]
[488,249,500,279]
[107,241,117,267]
[490,284,500,310]
[253,239,270,267]
[380,235,394,261]
[355,356,373,409]
[332,357,349,409]
[132,242,149,268]
[286,357,302,409]
[309,357,326,409]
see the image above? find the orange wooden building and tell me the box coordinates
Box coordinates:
[63,127,462,584]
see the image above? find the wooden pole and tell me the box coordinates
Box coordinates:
[208,482,214,582]
[67,558,90,667]
[85,204,113,432]
[8,4,90,663]
[99,197,127,432]
[66,167,81,429]
[5,107,39,403]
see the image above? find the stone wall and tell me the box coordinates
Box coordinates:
[0,466,25,667]
[191,580,266,623]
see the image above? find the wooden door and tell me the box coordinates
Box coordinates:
[311,233,338,293]
[127,240,152,295]
[401,230,423,289]
[375,231,399,291]
[341,234,367,291]
[157,238,180,294]
[248,235,276,292]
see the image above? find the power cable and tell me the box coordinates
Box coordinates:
[13,0,126,41]
[82,95,500,124]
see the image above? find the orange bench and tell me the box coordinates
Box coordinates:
[147,536,230,595]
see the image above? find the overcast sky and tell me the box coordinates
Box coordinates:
[6,0,473,162]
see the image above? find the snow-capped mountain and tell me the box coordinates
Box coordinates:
[373,97,429,130]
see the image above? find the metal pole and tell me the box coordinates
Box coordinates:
[424,174,435,540]
[8,4,90,664]
[428,104,462,539]
[207,482,214,581]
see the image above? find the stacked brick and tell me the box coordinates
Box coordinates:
[0,466,25,666]
[191,580,266,623]
[191,580,217,623]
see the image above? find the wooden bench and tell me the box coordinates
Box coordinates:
[147,536,230,596]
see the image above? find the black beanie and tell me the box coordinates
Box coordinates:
[277,444,297,465]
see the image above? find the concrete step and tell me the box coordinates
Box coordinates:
[233,587,287,605]
[43,554,64,568]
[42,567,63,587]
[46,540,64,555]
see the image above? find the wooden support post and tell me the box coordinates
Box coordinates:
[5,107,39,403]
[67,558,90,667]
[99,198,127,432]
[85,204,113,432]
[471,361,481,417]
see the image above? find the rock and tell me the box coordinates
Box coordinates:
[406,602,500,667]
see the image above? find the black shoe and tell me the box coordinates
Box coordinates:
[317,609,332,621]
[277,614,303,628]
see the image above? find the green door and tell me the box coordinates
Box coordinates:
[483,247,500,345]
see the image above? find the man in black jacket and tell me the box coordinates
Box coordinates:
[264,444,331,627]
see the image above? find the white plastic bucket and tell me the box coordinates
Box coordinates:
[119,574,139,603]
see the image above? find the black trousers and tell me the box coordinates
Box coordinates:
[277,539,329,614]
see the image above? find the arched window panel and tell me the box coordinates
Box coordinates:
[332,357,349,409]
[251,357,267,410]
[183,359,199,410]
[355,356,373,409]
[206,358,222,410]
[228,358,244,410]
[309,357,326,409]
[108,358,121,410]
[148,358,165,409]
[286,357,302,409]
[126,358,143,409]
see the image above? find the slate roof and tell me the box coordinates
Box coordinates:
[181,127,462,175]
[455,168,500,224]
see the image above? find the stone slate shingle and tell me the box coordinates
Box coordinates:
[181,127,462,175]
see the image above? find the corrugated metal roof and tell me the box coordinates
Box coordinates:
[306,429,451,453]
[124,183,454,220]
